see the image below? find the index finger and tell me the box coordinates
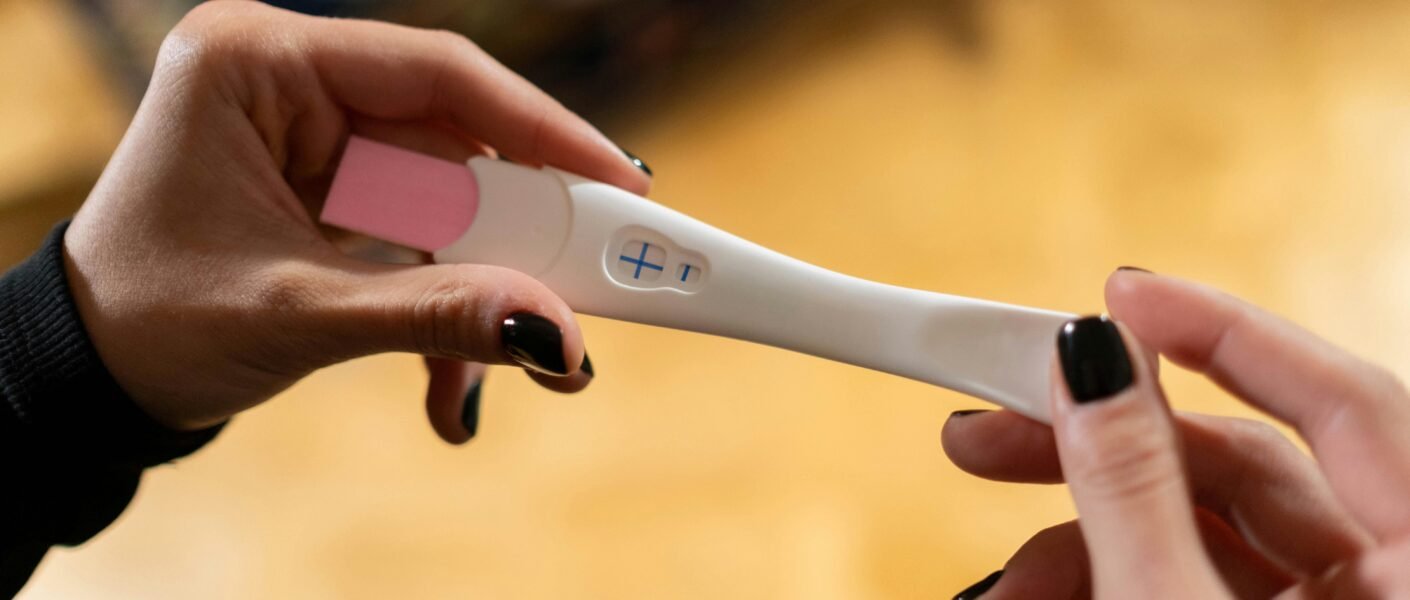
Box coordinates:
[312,18,650,193]
[1106,270,1410,540]
[174,1,651,194]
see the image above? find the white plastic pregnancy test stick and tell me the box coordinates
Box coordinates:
[321,136,1075,422]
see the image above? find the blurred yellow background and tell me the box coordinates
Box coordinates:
[7,0,1410,598]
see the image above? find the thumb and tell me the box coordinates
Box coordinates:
[302,259,588,375]
[1050,316,1226,598]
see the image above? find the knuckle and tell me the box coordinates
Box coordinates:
[1066,409,1184,503]
[1023,521,1084,554]
[1224,417,1293,455]
[1205,417,1299,488]
[158,1,273,86]
[407,275,491,358]
[430,28,481,56]
[159,28,233,84]
[404,266,558,360]
[1078,442,1183,503]
[249,263,328,319]
[157,26,218,77]
[166,2,242,55]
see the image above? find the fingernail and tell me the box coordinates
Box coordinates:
[1057,315,1134,403]
[502,313,570,376]
[1116,265,1152,274]
[460,379,482,438]
[950,409,989,418]
[580,352,594,377]
[953,570,1003,600]
[621,148,652,177]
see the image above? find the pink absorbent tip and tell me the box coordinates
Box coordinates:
[321,137,479,252]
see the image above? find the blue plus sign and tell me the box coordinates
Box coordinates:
[618,243,664,279]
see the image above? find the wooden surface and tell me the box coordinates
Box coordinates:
[12,0,1410,598]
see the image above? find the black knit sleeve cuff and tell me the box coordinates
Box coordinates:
[0,221,223,469]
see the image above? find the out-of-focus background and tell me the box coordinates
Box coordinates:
[6,0,1410,597]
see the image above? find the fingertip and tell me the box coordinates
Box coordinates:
[941,409,995,450]
[1050,317,1162,427]
[622,168,653,197]
[424,358,482,444]
[1049,319,1216,586]
[1103,269,1151,321]
[616,147,654,195]
[1113,320,1158,381]
[988,522,1091,600]
[940,410,984,464]
[1055,316,1136,405]
[476,265,584,372]
[583,147,652,196]
[942,409,1064,483]
[526,365,593,394]
[522,345,594,394]
[532,116,652,196]
[1102,273,1239,369]
[953,569,1004,600]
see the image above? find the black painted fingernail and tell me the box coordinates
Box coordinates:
[460,379,482,438]
[1116,265,1152,273]
[621,148,652,176]
[1057,316,1134,403]
[950,409,989,418]
[954,570,1003,600]
[502,313,570,376]
[580,352,594,377]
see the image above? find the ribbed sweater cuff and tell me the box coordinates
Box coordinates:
[0,221,223,468]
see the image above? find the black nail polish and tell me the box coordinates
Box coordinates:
[954,570,1003,600]
[950,409,989,418]
[1057,316,1134,403]
[501,313,570,376]
[580,352,594,377]
[1116,265,1152,274]
[621,148,652,177]
[460,379,482,438]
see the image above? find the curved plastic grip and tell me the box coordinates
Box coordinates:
[377,156,1075,420]
[520,166,1072,422]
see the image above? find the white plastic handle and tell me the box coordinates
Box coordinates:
[438,158,1073,422]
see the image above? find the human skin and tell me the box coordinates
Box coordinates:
[943,270,1410,598]
[62,0,650,441]
[62,3,1410,594]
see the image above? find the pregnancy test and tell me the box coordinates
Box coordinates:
[321,136,1074,422]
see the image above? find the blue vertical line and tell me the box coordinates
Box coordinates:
[680,265,691,282]
[635,243,650,279]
